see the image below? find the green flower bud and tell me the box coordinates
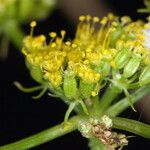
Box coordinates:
[139,64,150,86]
[26,60,44,83]
[123,55,141,78]
[63,70,78,100]
[30,65,44,83]
[101,61,111,77]
[79,79,96,99]
[114,49,130,69]
[126,32,136,40]
[94,60,110,77]
[110,26,123,47]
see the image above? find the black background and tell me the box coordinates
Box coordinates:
[0,0,150,149]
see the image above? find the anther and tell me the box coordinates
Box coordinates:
[100,17,108,25]
[86,15,92,21]
[65,41,71,46]
[61,30,66,37]
[79,15,85,21]
[30,21,37,27]
[93,16,99,22]
[121,16,131,25]
[30,21,37,37]
[51,42,56,48]
[71,43,77,48]
[108,13,114,20]
[112,21,118,27]
[49,32,57,38]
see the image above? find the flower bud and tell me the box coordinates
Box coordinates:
[94,60,110,77]
[123,55,141,78]
[63,70,78,100]
[114,49,130,69]
[79,79,96,99]
[26,60,44,83]
[139,64,150,86]
[30,65,44,83]
[110,26,123,47]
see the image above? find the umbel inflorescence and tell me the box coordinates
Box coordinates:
[13,13,150,150]
[21,14,150,112]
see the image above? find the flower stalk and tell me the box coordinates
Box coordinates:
[0,116,81,150]
[105,84,150,116]
[112,117,150,139]
[99,85,121,113]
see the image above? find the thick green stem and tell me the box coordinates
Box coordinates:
[88,137,107,150]
[100,85,121,113]
[105,85,150,116]
[2,20,25,49]
[0,116,80,150]
[112,117,150,139]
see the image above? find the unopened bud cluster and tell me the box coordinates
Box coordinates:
[78,115,128,149]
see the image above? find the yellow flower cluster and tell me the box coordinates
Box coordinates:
[22,14,150,91]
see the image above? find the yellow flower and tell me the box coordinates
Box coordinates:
[44,71,62,87]
[22,14,150,90]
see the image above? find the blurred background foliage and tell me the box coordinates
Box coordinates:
[0,0,150,150]
[0,0,56,59]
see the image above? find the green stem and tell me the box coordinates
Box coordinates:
[105,85,150,116]
[2,20,25,49]
[78,100,89,115]
[0,116,80,150]
[100,85,121,113]
[48,86,84,114]
[64,102,77,122]
[123,88,136,112]
[32,86,47,99]
[88,137,107,150]
[112,117,150,139]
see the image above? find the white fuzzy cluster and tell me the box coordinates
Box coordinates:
[101,115,113,128]
[143,23,150,49]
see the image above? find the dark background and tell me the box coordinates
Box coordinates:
[0,0,150,149]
